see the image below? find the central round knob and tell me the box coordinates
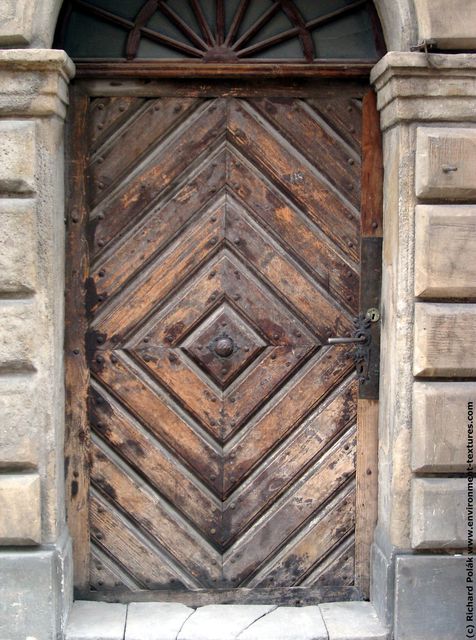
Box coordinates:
[214,337,234,358]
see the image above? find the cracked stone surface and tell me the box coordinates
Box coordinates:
[65,601,389,640]
[177,604,276,640]
[125,602,194,640]
[238,606,327,640]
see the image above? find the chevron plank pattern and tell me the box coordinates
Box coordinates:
[85,94,362,597]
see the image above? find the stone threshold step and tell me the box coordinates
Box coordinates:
[65,600,389,640]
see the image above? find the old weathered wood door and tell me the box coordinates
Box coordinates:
[66,80,381,604]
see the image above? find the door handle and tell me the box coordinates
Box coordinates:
[326,310,380,383]
[327,335,367,345]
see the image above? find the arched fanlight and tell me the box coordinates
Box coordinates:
[55,0,384,62]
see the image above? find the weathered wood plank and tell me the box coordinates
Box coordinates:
[76,63,374,80]
[223,429,356,585]
[227,99,359,261]
[91,151,226,303]
[90,440,222,587]
[226,205,354,340]
[252,484,356,587]
[301,535,355,588]
[307,97,362,153]
[223,381,357,544]
[89,96,144,151]
[91,355,223,493]
[89,97,202,206]
[225,348,354,494]
[90,387,221,537]
[90,495,194,590]
[134,346,223,439]
[85,585,361,606]
[94,203,225,338]
[90,99,227,257]
[64,89,91,593]
[360,90,383,238]
[354,398,378,597]
[250,97,361,207]
[227,152,359,314]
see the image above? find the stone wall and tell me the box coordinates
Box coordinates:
[0,50,74,640]
[371,52,476,640]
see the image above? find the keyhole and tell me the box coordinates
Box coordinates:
[366,308,380,323]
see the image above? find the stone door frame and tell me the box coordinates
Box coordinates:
[1,2,476,639]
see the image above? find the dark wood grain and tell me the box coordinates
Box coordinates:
[66,84,378,601]
[86,585,361,605]
[75,62,375,80]
[354,89,382,596]
[64,88,91,593]
[360,89,383,238]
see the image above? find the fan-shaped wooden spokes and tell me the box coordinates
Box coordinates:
[67,0,373,62]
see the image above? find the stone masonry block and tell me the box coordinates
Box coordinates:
[240,606,328,640]
[0,0,34,45]
[411,478,466,549]
[414,303,476,377]
[0,544,71,640]
[320,602,388,639]
[415,205,476,298]
[0,199,37,294]
[65,601,128,640]
[125,603,194,640]
[0,120,36,194]
[412,381,475,472]
[0,375,39,468]
[0,300,36,371]
[0,473,41,544]
[178,605,276,640]
[394,555,468,640]
[416,127,476,200]
[416,0,476,49]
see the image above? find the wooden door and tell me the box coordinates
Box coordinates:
[66,81,380,604]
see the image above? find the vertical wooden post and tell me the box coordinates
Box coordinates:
[64,88,92,595]
[355,89,383,597]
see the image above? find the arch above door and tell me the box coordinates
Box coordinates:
[55,0,385,76]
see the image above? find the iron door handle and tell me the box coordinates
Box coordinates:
[327,335,367,345]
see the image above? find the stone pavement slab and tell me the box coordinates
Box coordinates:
[125,602,194,640]
[320,602,389,640]
[238,605,327,640]
[177,604,276,640]
[65,601,127,640]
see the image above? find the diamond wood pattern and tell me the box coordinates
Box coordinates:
[83,93,363,598]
